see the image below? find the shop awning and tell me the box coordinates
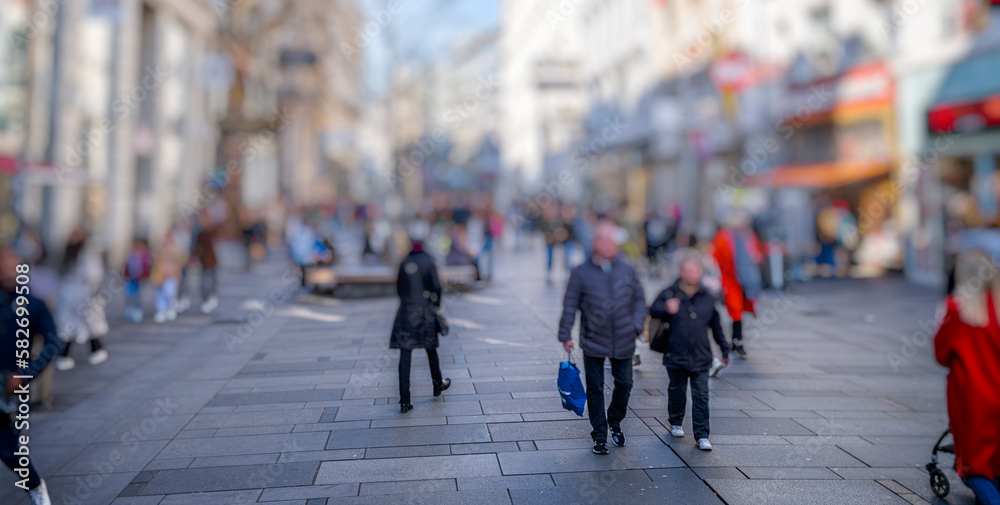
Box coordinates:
[750,159,891,189]
[0,156,17,175]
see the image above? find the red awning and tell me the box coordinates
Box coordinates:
[749,159,891,189]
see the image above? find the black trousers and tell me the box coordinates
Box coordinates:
[732,320,743,347]
[667,367,710,440]
[0,413,41,490]
[398,348,442,404]
[582,355,633,442]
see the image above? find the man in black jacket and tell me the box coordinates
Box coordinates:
[559,221,646,455]
[650,257,729,451]
[1,247,61,504]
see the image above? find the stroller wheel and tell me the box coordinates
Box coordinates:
[930,468,950,498]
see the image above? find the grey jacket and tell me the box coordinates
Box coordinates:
[558,256,647,360]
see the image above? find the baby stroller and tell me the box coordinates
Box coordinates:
[926,429,955,498]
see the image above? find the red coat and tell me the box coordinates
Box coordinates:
[934,295,1000,479]
[711,229,762,322]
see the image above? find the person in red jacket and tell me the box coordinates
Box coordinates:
[710,215,763,358]
[934,251,1000,504]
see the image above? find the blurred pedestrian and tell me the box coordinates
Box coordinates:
[1,247,58,505]
[391,231,450,413]
[123,238,152,323]
[558,220,646,455]
[54,228,109,370]
[934,250,1000,505]
[167,221,193,313]
[193,213,219,314]
[649,257,730,451]
[151,231,184,323]
[711,213,763,359]
[537,202,570,282]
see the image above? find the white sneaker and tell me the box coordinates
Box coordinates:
[177,297,191,312]
[698,438,713,451]
[200,296,218,314]
[153,311,167,324]
[54,357,75,371]
[166,310,177,321]
[29,479,51,505]
[88,349,109,366]
[709,356,724,377]
[670,425,685,437]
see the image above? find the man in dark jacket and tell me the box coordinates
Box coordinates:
[559,220,646,455]
[650,257,729,451]
[1,247,60,504]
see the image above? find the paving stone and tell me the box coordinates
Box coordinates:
[457,474,556,490]
[738,467,843,479]
[707,479,909,505]
[140,462,319,494]
[55,440,169,476]
[369,416,448,428]
[206,390,345,407]
[359,478,456,495]
[450,442,522,455]
[830,468,930,480]
[157,489,263,505]
[213,425,295,437]
[688,466,748,480]
[672,444,865,468]
[512,468,722,504]
[498,445,684,475]
[278,448,365,463]
[144,458,193,470]
[188,453,279,468]
[365,444,452,459]
[792,418,943,437]
[111,497,167,505]
[447,414,522,424]
[257,484,360,501]
[315,454,502,484]
[488,417,651,442]
[325,424,490,449]
[95,414,194,443]
[159,432,330,459]
[334,489,513,505]
[836,444,931,468]
[655,417,814,436]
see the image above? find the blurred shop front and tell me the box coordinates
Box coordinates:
[916,50,1000,283]
[753,61,902,277]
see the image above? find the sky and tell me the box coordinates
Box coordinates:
[361,0,499,98]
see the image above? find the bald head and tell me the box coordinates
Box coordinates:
[593,220,619,261]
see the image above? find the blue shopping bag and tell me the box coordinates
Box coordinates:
[557,354,586,416]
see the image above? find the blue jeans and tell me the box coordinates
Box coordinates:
[966,475,1000,505]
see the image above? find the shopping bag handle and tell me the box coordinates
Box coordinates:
[566,351,575,365]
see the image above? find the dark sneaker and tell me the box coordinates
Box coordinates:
[734,345,747,359]
[592,441,609,455]
[433,378,451,397]
[611,428,626,447]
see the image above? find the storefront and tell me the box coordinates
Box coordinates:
[752,61,901,276]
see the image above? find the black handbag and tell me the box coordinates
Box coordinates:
[434,307,449,336]
[648,316,670,353]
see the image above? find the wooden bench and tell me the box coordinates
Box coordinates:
[306,264,479,298]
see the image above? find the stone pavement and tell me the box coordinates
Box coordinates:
[2,247,975,504]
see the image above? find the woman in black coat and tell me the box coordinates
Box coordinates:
[391,241,450,412]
